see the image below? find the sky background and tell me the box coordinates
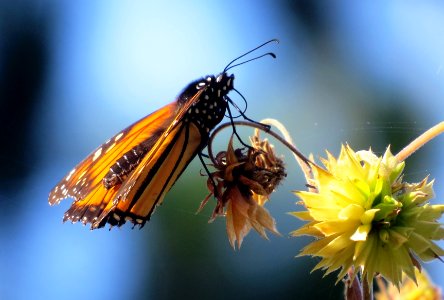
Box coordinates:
[1,1,443,300]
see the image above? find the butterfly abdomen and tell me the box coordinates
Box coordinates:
[102,133,163,189]
[102,144,147,189]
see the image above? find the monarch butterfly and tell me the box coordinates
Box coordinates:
[49,39,278,229]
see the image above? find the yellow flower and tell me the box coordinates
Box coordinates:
[376,268,442,300]
[200,133,286,249]
[291,144,444,288]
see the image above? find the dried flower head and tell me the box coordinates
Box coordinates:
[291,144,444,288]
[376,268,442,300]
[200,132,286,249]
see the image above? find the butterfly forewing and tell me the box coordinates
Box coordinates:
[49,102,178,206]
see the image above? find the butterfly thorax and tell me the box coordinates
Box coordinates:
[180,73,234,135]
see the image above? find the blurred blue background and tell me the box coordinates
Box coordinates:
[1,1,443,299]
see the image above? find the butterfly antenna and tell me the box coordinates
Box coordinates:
[223,39,279,72]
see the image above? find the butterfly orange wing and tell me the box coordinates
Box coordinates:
[49,88,207,228]
[48,101,178,224]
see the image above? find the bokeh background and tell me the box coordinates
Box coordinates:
[1,1,443,299]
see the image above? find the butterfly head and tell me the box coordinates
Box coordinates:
[215,72,235,95]
[195,72,234,96]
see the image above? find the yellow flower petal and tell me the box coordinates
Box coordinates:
[338,204,365,220]
[350,224,371,241]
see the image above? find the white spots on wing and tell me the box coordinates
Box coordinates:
[93,147,102,161]
[195,108,199,114]
[79,170,87,179]
[217,90,221,97]
[50,191,61,205]
[216,74,222,82]
[115,132,124,142]
[75,177,87,190]
[66,168,76,181]
[113,213,121,221]
[105,142,116,153]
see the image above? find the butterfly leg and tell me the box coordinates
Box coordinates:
[225,103,253,150]
[199,152,210,158]
[226,94,271,131]
[198,152,220,199]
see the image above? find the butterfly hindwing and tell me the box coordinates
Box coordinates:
[96,121,203,228]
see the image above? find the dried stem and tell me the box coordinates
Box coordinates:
[362,278,373,300]
[396,121,444,162]
[344,268,362,300]
[255,118,315,185]
[207,120,321,177]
